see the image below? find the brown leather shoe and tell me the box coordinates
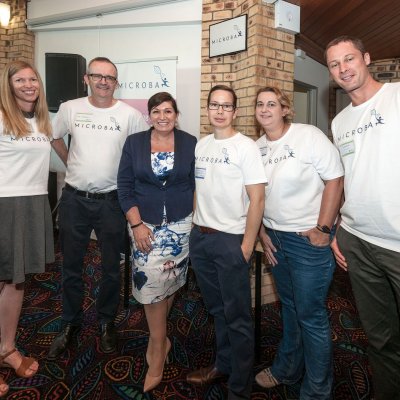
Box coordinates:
[186,365,227,386]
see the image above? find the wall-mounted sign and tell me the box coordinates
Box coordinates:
[209,14,247,58]
[115,57,177,125]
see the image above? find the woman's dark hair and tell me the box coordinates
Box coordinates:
[147,92,179,114]
[207,84,237,109]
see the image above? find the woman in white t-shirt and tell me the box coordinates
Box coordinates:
[254,87,344,399]
[0,61,54,397]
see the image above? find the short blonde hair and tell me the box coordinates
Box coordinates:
[254,86,294,134]
[0,60,52,138]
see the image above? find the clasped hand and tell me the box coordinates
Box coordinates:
[133,224,155,254]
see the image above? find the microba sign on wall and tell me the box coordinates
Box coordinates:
[209,14,247,58]
[115,58,177,124]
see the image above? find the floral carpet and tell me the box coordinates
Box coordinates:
[2,240,373,399]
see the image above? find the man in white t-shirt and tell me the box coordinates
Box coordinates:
[48,57,147,360]
[186,85,266,400]
[326,36,400,400]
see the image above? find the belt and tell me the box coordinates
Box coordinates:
[64,183,118,200]
[195,224,219,234]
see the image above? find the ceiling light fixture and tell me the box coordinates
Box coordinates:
[0,2,10,27]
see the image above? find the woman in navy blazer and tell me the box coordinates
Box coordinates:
[117,92,196,392]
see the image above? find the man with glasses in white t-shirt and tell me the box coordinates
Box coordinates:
[49,57,147,360]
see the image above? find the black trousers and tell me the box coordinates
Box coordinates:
[189,226,254,399]
[58,188,126,325]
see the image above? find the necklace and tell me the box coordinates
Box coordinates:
[22,110,35,119]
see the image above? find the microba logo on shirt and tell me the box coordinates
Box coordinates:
[263,145,295,165]
[118,65,170,91]
[196,147,231,165]
[335,108,385,144]
[211,24,243,45]
[10,136,51,142]
[73,113,121,132]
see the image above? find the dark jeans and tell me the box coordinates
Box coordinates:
[267,229,335,400]
[337,227,400,400]
[58,188,126,325]
[189,226,254,400]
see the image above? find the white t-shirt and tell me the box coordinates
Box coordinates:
[52,97,148,192]
[332,82,400,252]
[256,123,343,231]
[0,115,51,197]
[193,132,267,234]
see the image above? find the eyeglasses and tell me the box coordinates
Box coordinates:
[88,73,117,83]
[208,102,235,112]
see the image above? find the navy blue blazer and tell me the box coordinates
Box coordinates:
[117,128,196,225]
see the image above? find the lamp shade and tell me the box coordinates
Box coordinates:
[0,2,11,27]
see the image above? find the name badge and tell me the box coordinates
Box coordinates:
[259,146,268,156]
[339,141,355,157]
[195,167,206,179]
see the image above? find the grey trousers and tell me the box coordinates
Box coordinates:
[337,227,400,400]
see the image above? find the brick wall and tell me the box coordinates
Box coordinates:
[201,0,295,139]
[370,58,400,82]
[0,0,34,73]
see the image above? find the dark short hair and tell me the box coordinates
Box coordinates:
[87,57,118,78]
[207,84,237,109]
[147,92,179,115]
[324,35,366,62]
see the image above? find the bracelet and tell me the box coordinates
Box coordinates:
[130,221,143,229]
[316,224,331,234]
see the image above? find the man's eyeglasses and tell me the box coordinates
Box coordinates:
[208,102,235,112]
[88,73,117,83]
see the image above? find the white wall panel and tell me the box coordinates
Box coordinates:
[29,0,202,137]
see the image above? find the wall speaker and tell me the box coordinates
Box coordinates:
[45,53,87,112]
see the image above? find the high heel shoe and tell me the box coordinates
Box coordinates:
[0,349,38,378]
[143,337,171,392]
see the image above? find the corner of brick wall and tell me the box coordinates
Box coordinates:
[0,0,34,73]
[201,0,295,139]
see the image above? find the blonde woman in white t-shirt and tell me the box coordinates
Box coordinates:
[254,86,344,400]
[0,61,54,397]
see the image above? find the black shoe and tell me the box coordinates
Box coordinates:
[99,322,117,353]
[47,323,80,360]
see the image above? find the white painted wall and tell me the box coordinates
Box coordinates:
[28,0,202,137]
[294,53,329,134]
[28,0,330,137]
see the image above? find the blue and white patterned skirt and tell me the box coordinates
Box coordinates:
[130,213,192,304]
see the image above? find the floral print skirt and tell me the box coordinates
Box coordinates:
[130,213,192,304]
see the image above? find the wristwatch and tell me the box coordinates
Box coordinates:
[316,224,331,234]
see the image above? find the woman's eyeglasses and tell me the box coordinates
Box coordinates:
[208,102,235,112]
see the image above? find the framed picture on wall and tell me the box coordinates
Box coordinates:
[209,14,248,58]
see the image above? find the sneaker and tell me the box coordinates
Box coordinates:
[255,367,280,388]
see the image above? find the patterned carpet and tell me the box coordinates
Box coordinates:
[2,240,373,399]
